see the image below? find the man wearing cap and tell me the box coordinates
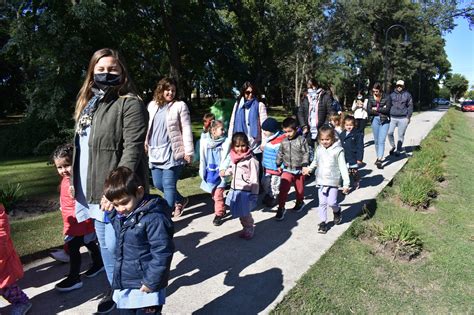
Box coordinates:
[388,80,413,156]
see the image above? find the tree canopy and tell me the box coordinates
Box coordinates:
[0,0,472,155]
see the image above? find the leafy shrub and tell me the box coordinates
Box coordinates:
[0,183,24,210]
[374,221,423,259]
[398,171,436,208]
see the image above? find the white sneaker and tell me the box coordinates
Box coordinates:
[50,249,70,263]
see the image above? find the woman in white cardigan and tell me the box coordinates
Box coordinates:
[146,77,194,217]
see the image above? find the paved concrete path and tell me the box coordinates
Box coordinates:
[1,106,448,314]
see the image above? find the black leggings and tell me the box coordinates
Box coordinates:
[355,118,367,135]
[68,236,102,279]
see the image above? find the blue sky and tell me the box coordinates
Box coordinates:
[443,17,474,88]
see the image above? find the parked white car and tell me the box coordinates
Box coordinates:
[432,98,450,105]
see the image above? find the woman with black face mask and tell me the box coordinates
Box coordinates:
[71,48,148,314]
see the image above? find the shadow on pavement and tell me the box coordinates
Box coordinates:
[167,199,317,314]
[13,253,115,314]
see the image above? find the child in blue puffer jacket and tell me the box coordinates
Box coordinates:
[104,166,174,315]
[261,118,286,207]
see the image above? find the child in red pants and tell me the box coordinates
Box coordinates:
[199,120,230,226]
[0,203,32,315]
[275,117,310,221]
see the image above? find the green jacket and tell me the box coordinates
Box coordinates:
[72,94,148,204]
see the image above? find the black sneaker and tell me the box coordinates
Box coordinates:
[292,200,305,213]
[55,276,83,292]
[375,160,383,169]
[85,264,104,278]
[213,215,223,226]
[389,147,396,155]
[96,290,116,314]
[333,211,342,225]
[318,222,328,234]
[275,207,286,221]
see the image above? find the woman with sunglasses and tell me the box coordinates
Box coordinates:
[368,82,392,169]
[228,82,268,162]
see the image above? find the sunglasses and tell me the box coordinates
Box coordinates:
[244,90,253,96]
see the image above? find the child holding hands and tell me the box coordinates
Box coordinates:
[303,125,350,234]
[261,118,286,208]
[339,116,364,189]
[199,120,230,226]
[220,132,259,240]
[275,117,309,220]
[52,144,104,292]
[105,166,174,315]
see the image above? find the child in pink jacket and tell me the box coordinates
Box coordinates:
[220,132,259,240]
[0,203,32,314]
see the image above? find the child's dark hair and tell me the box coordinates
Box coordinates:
[231,132,250,148]
[318,125,337,144]
[343,115,357,127]
[52,143,74,163]
[282,117,298,130]
[104,166,142,201]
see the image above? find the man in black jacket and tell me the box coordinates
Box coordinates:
[297,79,334,146]
[388,79,413,156]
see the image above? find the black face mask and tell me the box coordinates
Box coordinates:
[93,73,122,90]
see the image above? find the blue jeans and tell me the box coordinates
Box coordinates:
[94,220,116,285]
[371,116,390,159]
[151,165,184,211]
[388,117,409,152]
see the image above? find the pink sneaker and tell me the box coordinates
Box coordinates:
[239,227,255,240]
[173,197,189,218]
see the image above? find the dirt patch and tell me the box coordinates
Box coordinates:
[360,235,427,263]
[8,198,59,220]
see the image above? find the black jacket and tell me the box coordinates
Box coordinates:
[109,195,174,292]
[340,130,364,166]
[367,93,392,124]
[390,90,413,118]
[297,90,334,129]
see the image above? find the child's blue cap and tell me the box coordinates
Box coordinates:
[262,118,280,133]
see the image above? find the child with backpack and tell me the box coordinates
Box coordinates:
[261,118,286,208]
[52,144,104,292]
[199,120,230,226]
[303,125,350,234]
[339,116,364,189]
[0,203,32,315]
[275,117,310,221]
[104,167,174,315]
[220,132,259,240]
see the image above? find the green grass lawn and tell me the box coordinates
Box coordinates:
[0,156,58,199]
[273,109,474,313]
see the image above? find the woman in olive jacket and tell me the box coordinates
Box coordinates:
[72,48,148,313]
[367,82,392,169]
